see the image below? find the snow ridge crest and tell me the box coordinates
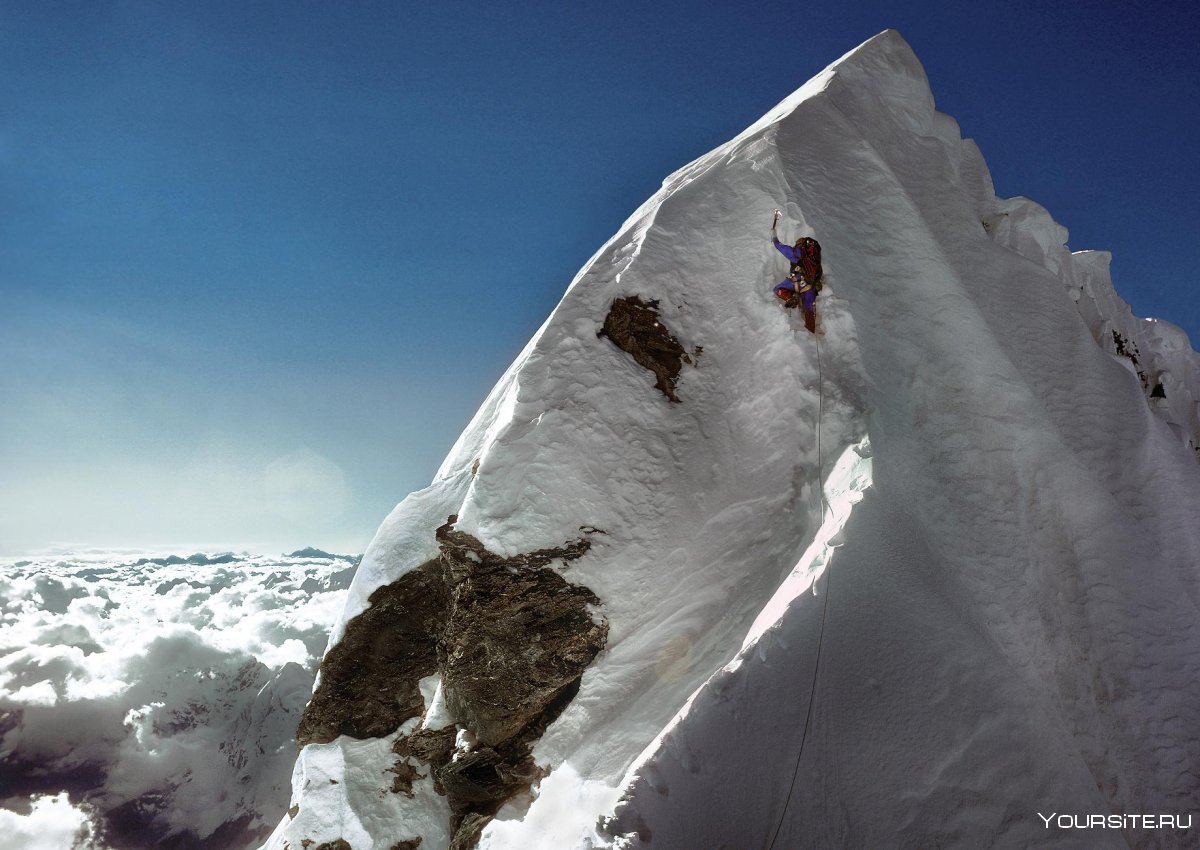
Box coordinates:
[263,29,1200,850]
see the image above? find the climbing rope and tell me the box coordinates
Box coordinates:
[766,332,832,850]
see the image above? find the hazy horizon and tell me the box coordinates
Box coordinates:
[4,2,1198,555]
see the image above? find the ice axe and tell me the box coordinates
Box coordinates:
[771,209,781,232]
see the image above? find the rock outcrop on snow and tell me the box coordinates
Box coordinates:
[597,296,694,402]
[264,30,1200,850]
[295,518,607,846]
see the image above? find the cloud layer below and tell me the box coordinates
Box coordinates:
[0,549,354,849]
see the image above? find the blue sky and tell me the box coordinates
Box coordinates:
[2,0,1198,554]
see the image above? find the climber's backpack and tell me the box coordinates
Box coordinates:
[789,237,823,292]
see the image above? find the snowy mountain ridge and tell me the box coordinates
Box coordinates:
[264,30,1200,850]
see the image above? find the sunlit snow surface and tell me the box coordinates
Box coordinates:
[265,29,1200,850]
[0,549,354,849]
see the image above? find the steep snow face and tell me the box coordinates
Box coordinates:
[265,30,1200,850]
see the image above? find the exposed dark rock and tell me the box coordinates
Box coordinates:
[431,613,592,845]
[448,813,492,850]
[598,295,692,402]
[1150,382,1166,398]
[1109,330,1155,392]
[288,805,299,818]
[313,841,351,850]
[401,726,457,767]
[393,727,457,795]
[389,680,578,845]
[437,746,535,810]
[387,757,426,797]
[295,557,449,747]
[1112,329,1140,366]
[390,840,423,850]
[436,521,607,746]
[299,515,608,850]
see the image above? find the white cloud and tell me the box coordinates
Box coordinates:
[0,792,99,850]
[0,550,354,849]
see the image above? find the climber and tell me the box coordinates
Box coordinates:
[770,210,823,333]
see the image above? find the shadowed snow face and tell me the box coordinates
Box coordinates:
[0,550,355,850]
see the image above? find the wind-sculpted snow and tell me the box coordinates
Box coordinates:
[266,29,1200,850]
[0,550,355,849]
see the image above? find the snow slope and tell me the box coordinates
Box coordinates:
[265,30,1200,850]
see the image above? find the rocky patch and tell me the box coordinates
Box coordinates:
[436,521,605,745]
[295,516,608,849]
[1111,329,1150,390]
[598,295,693,402]
[296,558,448,747]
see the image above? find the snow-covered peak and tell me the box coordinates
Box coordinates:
[264,30,1200,850]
